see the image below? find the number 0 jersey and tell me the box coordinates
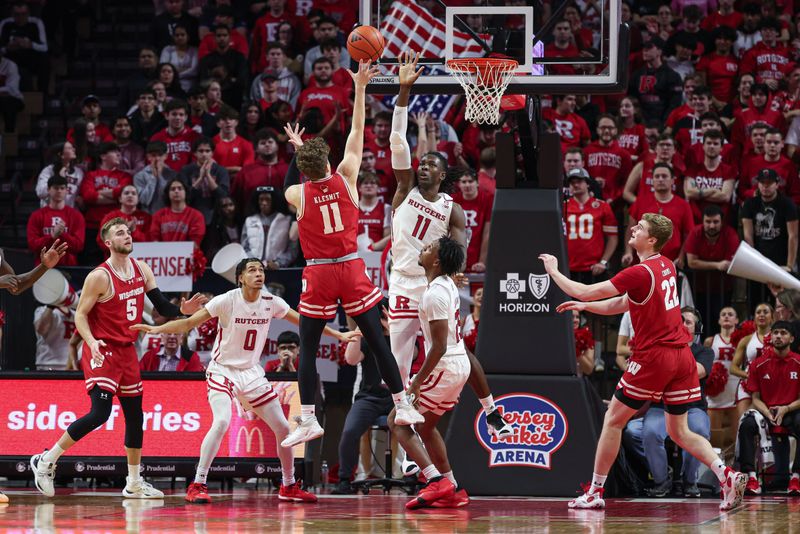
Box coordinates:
[205,287,290,369]
[419,276,466,359]
[90,258,146,344]
[392,187,453,277]
[297,172,360,260]
[610,254,691,351]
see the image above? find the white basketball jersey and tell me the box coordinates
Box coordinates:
[419,276,466,358]
[745,332,764,365]
[204,287,290,369]
[392,187,453,277]
[711,333,735,369]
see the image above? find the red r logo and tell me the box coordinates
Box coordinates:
[395,296,411,310]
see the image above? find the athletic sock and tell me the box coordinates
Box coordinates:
[300,405,315,421]
[422,465,441,481]
[479,395,496,416]
[710,458,728,483]
[42,444,65,464]
[748,471,757,479]
[282,474,296,487]
[392,391,410,406]
[792,473,800,480]
[194,466,209,485]
[443,470,457,487]
[590,472,607,491]
[128,464,141,482]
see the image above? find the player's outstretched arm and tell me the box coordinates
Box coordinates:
[391,51,423,210]
[539,253,620,301]
[130,307,212,335]
[282,308,362,343]
[138,260,207,317]
[0,240,68,294]
[339,60,380,187]
[556,295,629,316]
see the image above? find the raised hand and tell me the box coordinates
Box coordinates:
[538,253,558,274]
[338,330,363,344]
[556,301,586,313]
[284,122,305,149]
[89,339,109,368]
[41,239,68,268]
[0,274,19,293]
[130,324,159,334]
[398,50,423,87]
[348,60,380,87]
[180,292,209,315]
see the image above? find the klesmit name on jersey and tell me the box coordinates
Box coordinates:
[407,198,447,221]
[234,317,271,325]
[313,191,341,204]
[118,286,144,300]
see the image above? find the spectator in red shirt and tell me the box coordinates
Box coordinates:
[357,172,391,252]
[233,129,288,211]
[149,178,206,246]
[302,16,351,84]
[617,96,650,162]
[563,169,618,284]
[624,162,694,267]
[265,331,300,373]
[308,40,352,97]
[140,332,204,372]
[250,43,301,109]
[683,113,738,169]
[624,133,685,204]
[462,123,498,169]
[740,18,792,89]
[665,75,699,132]
[186,86,218,138]
[477,147,497,193]
[583,114,633,204]
[96,185,151,255]
[696,26,739,107]
[180,137,231,224]
[542,94,591,152]
[297,58,351,135]
[212,105,255,178]
[737,322,800,494]
[673,86,713,153]
[700,0,742,32]
[364,111,394,201]
[197,24,249,109]
[564,5,594,50]
[731,83,787,154]
[67,95,113,144]
[112,116,145,176]
[544,19,581,75]
[451,169,493,272]
[151,99,200,171]
[563,147,586,176]
[684,130,736,222]
[250,0,297,74]
[27,175,85,266]
[740,128,800,203]
[198,6,249,59]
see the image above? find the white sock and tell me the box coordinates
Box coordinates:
[748,471,757,479]
[590,472,607,491]
[392,391,409,406]
[422,464,441,480]
[194,466,209,485]
[479,395,496,416]
[301,405,315,420]
[128,464,141,482]
[792,473,800,480]
[283,474,296,487]
[710,458,727,483]
[442,470,457,487]
[42,444,65,464]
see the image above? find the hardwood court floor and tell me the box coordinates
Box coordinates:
[0,488,799,533]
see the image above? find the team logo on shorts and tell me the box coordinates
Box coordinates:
[474,393,568,469]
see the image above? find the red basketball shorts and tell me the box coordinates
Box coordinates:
[617,345,700,405]
[81,342,143,397]
[298,259,383,320]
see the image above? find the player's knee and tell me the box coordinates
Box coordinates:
[210,414,231,435]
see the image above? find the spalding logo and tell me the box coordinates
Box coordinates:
[474,393,568,469]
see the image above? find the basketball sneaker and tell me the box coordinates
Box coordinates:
[395,403,425,425]
[281,416,324,448]
[568,484,605,509]
[788,477,800,495]
[186,482,211,504]
[279,482,318,503]
[402,458,420,476]
[430,487,470,508]
[486,409,514,439]
[720,468,747,511]
[30,452,56,497]
[122,477,165,499]
[405,477,455,510]
[744,475,761,495]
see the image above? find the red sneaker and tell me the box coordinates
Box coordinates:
[185,482,211,504]
[279,482,318,503]
[405,477,455,510]
[788,477,800,495]
[430,487,469,508]
[745,476,761,496]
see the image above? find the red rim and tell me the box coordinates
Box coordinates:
[446,58,518,72]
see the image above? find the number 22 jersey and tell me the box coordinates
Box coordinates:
[205,287,290,369]
[610,254,691,351]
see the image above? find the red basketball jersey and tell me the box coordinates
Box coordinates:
[90,258,146,344]
[298,173,359,260]
[610,254,692,351]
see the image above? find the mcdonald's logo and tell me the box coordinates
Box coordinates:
[235,426,265,454]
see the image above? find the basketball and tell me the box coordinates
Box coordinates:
[347,25,385,63]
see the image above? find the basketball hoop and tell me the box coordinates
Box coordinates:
[446,58,518,125]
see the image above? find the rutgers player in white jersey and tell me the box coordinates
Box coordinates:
[133,258,359,504]
[388,52,512,443]
[389,237,471,509]
[703,306,739,448]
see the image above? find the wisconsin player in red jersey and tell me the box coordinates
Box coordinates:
[281,60,424,448]
[540,212,747,511]
[30,217,206,499]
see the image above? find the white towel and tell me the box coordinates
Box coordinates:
[735,409,775,468]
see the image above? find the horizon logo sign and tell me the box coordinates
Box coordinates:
[497,272,552,315]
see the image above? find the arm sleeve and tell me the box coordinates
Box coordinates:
[283,154,300,189]
[390,105,412,170]
[31,18,47,53]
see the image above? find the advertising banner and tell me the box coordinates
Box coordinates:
[131,241,194,292]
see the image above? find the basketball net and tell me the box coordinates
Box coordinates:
[446,58,518,125]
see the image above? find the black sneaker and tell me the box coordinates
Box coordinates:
[683,483,701,498]
[331,479,354,495]
[645,480,672,497]
[486,409,514,439]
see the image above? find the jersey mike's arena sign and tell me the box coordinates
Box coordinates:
[474,393,568,469]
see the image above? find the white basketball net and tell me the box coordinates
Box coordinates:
[447,58,518,125]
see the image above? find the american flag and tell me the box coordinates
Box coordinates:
[378,0,489,119]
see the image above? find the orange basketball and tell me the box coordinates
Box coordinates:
[347,25,385,63]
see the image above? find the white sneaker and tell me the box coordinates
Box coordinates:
[401,458,420,476]
[568,487,605,509]
[122,477,165,499]
[395,403,425,425]
[31,452,56,497]
[720,468,747,511]
[281,416,324,448]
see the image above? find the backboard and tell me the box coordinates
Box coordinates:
[360,0,629,95]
